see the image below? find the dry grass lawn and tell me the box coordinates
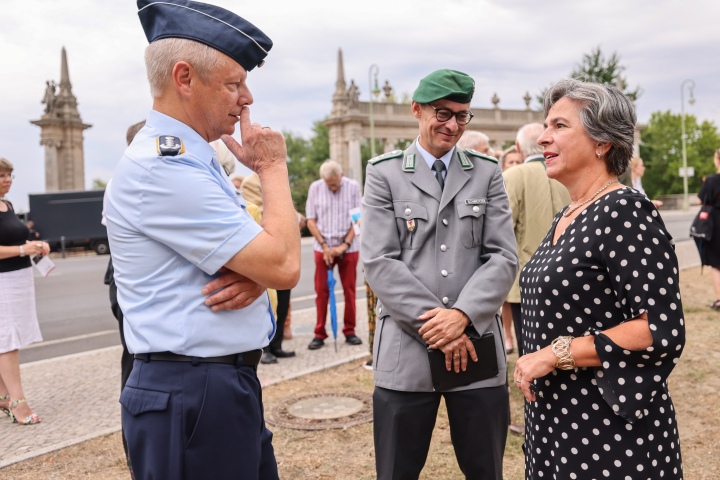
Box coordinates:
[3,266,719,479]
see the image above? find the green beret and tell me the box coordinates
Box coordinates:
[412,69,475,104]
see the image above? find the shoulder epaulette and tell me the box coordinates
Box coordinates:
[465,148,498,164]
[368,149,402,165]
[156,135,185,156]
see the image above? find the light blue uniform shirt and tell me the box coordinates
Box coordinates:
[106,110,275,356]
[415,138,454,181]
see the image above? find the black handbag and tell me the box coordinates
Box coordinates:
[690,192,720,241]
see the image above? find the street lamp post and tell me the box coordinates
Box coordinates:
[680,79,696,211]
[368,64,380,158]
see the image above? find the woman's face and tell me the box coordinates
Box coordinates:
[0,170,12,197]
[503,152,523,171]
[538,97,600,182]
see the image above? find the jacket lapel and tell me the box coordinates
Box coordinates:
[407,143,442,202]
[439,149,470,212]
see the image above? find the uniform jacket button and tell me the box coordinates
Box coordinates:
[405,208,412,216]
[442,219,448,226]
[440,244,447,252]
[441,269,448,277]
[442,297,449,305]
[473,206,480,213]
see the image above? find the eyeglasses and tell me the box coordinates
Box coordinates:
[425,104,474,126]
[0,174,15,180]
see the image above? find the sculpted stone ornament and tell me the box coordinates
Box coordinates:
[42,81,56,114]
[347,80,360,108]
[382,80,393,102]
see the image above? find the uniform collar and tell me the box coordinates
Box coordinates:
[146,109,216,164]
[415,137,455,172]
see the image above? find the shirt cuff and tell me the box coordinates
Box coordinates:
[197,219,264,275]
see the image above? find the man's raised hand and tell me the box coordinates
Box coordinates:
[221,107,286,174]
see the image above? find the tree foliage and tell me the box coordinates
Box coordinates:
[92,178,107,189]
[640,111,720,198]
[538,46,641,106]
[285,120,329,213]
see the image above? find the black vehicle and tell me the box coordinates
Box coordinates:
[28,190,109,254]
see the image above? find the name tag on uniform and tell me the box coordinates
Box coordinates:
[406,219,416,232]
[465,198,489,205]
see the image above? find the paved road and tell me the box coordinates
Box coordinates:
[21,240,365,364]
[21,207,696,364]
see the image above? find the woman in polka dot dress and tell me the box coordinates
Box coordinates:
[513,79,685,480]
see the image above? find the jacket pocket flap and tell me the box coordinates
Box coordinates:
[456,202,486,218]
[120,386,170,416]
[393,201,428,220]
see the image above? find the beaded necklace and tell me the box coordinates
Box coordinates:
[562,180,618,218]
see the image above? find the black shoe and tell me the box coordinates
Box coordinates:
[363,359,373,371]
[308,337,324,350]
[270,348,296,358]
[345,334,362,345]
[261,351,277,364]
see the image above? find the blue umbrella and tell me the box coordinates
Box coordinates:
[327,268,338,352]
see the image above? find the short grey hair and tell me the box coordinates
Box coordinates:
[145,38,225,98]
[456,131,490,153]
[0,158,12,173]
[516,123,544,158]
[544,79,636,176]
[320,160,343,179]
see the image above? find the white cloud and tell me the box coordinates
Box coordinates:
[1,0,719,211]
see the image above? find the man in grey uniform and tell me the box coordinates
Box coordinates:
[362,69,518,479]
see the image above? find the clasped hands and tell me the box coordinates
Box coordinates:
[321,243,347,267]
[419,308,478,373]
[201,268,265,312]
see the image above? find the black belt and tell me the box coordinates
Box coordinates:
[134,349,263,366]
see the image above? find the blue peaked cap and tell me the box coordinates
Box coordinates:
[137,0,272,71]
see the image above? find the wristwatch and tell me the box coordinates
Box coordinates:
[343,240,352,248]
[19,245,25,257]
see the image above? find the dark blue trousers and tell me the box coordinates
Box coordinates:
[120,358,279,480]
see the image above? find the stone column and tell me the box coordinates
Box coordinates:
[383,138,396,153]
[348,137,362,188]
[43,139,59,192]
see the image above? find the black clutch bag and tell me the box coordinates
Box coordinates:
[427,332,499,391]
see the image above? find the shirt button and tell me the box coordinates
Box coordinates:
[405,208,412,216]
[440,245,447,252]
[441,269,448,277]
[473,206,480,213]
[442,219,448,226]
[442,297,449,305]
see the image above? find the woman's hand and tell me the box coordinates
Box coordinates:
[513,347,557,402]
[23,241,49,257]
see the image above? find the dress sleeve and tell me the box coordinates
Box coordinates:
[591,192,686,424]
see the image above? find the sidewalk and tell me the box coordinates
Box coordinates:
[0,299,370,468]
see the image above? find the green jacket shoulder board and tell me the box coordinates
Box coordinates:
[465,148,498,164]
[368,149,403,165]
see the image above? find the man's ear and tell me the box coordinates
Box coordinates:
[411,101,422,120]
[515,141,523,157]
[172,61,193,98]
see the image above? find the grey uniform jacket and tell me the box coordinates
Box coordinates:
[361,142,519,392]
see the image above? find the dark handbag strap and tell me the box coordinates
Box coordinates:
[704,191,720,208]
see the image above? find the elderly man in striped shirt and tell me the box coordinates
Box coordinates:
[306,160,363,350]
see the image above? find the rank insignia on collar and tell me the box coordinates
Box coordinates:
[457,151,474,170]
[403,154,416,171]
[157,135,185,156]
[406,219,416,232]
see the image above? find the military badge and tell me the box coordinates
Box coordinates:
[406,219,416,232]
[157,135,185,156]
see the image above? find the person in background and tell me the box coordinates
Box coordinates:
[26,220,40,240]
[499,145,523,171]
[230,174,245,190]
[630,156,663,208]
[696,148,720,310]
[515,79,684,479]
[456,130,493,156]
[0,158,50,425]
[306,160,363,350]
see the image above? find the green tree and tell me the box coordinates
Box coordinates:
[538,46,641,106]
[285,120,329,212]
[92,178,107,189]
[640,111,720,199]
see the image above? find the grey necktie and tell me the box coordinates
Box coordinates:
[432,160,446,191]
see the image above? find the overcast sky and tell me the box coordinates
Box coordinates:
[2,0,719,212]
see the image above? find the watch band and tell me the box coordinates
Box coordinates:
[19,245,25,257]
[343,241,352,248]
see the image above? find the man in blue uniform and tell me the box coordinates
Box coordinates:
[105,2,301,478]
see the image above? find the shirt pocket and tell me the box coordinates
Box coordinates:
[456,201,486,248]
[393,201,429,250]
[119,385,170,416]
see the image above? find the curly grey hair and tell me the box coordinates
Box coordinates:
[543,79,636,176]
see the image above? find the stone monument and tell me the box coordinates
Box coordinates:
[31,47,91,192]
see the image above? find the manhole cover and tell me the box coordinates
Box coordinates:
[265,391,373,430]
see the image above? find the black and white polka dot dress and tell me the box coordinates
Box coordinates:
[520,188,685,480]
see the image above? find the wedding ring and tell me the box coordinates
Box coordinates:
[453,353,460,357]
[36,243,42,248]
[262,126,270,129]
